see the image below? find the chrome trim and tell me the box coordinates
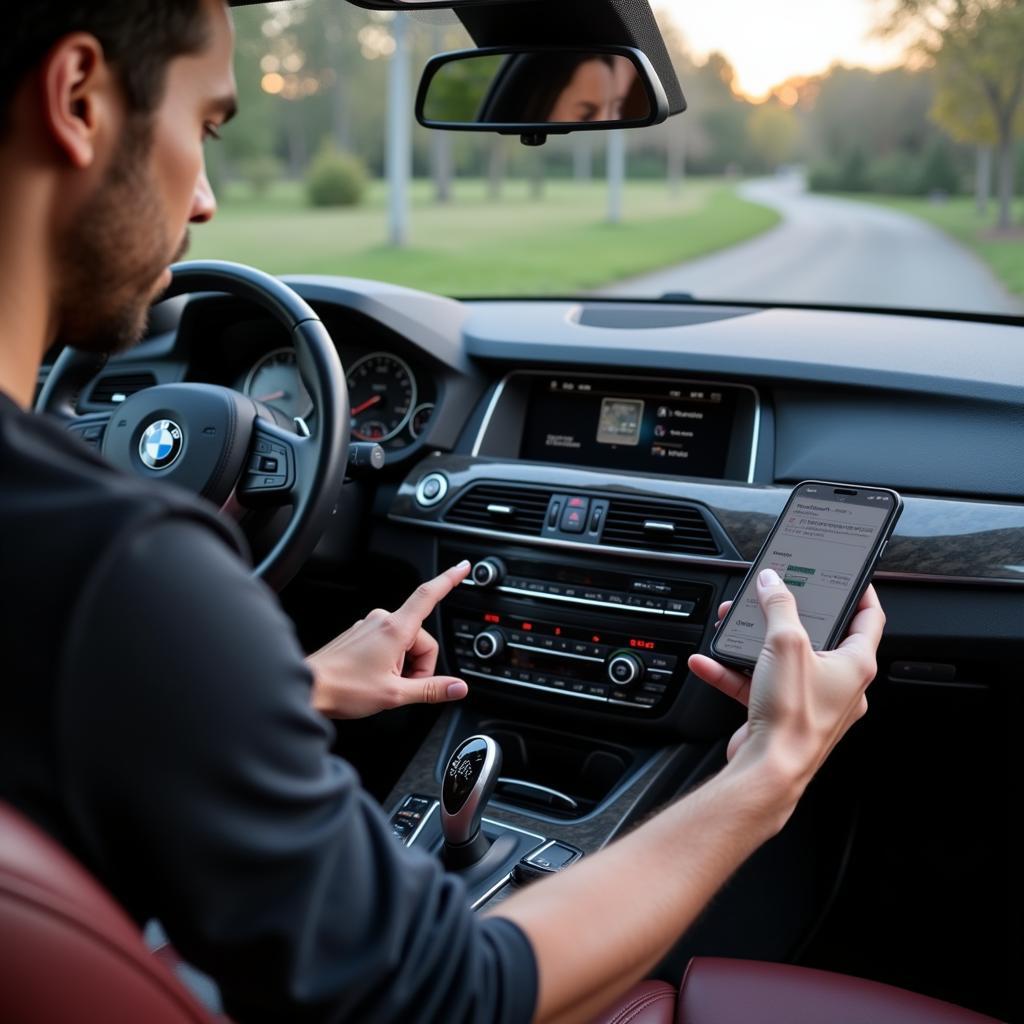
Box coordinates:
[506,642,604,664]
[391,515,750,571]
[497,583,690,618]
[644,520,676,533]
[460,668,608,702]
[470,873,512,911]
[471,376,510,457]
[293,416,311,438]
[471,369,761,483]
[393,514,1024,588]
[608,698,655,710]
[486,503,514,516]
[496,779,579,811]
[480,816,546,841]
[403,800,438,848]
[414,471,449,508]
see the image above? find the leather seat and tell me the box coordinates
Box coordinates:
[590,959,1005,1024]
[0,802,1004,1024]
[0,802,216,1024]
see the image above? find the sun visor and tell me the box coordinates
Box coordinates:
[455,0,685,116]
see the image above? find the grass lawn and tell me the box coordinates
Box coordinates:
[849,194,1024,301]
[188,177,779,296]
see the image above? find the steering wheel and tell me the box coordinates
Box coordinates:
[35,260,350,591]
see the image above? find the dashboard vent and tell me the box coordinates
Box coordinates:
[603,500,719,556]
[445,484,552,536]
[88,372,157,405]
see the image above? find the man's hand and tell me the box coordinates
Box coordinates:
[307,561,472,720]
[688,568,885,797]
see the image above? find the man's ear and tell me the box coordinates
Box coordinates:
[40,33,117,170]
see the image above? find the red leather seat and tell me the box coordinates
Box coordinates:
[590,959,1005,1024]
[0,802,216,1024]
[0,802,1004,1024]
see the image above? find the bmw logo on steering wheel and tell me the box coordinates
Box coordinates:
[139,419,184,470]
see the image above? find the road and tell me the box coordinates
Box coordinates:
[602,175,1023,315]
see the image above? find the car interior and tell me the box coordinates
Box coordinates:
[1,1,1020,1022]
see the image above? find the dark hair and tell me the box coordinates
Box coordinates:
[0,1,209,132]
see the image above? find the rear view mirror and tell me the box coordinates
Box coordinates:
[416,46,669,145]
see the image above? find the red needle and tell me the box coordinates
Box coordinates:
[351,395,382,416]
[257,389,286,402]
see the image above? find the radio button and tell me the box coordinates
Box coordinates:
[471,558,505,588]
[587,683,611,699]
[472,629,505,661]
[607,652,644,686]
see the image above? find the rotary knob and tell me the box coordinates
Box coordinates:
[472,629,505,661]
[606,652,644,687]
[471,557,505,588]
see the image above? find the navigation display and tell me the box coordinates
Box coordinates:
[520,376,738,478]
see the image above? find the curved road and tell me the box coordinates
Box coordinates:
[603,175,1023,315]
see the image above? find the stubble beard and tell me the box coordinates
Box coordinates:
[55,117,183,356]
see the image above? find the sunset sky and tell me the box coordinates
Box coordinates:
[653,0,910,99]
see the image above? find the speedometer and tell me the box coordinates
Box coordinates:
[347,352,417,442]
[244,347,313,421]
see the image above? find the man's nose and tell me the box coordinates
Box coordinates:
[190,169,217,224]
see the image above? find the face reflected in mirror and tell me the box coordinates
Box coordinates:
[421,50,653,128]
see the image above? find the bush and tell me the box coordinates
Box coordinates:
[306,146,368,208]
[239,155,283,197]
[808,149,870,193]
[866,151,924,195]
[916,140,961,197]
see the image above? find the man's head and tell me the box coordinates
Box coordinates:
[0,0,236,354]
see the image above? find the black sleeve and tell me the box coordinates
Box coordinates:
[55,514,538,1024]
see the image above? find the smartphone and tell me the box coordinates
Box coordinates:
[710,481,903,671]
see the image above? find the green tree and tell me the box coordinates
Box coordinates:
[881,0,1024,228]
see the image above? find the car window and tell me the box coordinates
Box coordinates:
[193,0,1024,315]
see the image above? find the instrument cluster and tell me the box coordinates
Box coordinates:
[242,347,435,453]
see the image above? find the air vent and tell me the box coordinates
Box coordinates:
[445,484,552,536]
[88,372,157,405]
[603,500,719,556]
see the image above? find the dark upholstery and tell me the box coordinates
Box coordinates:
[0,802,216,1024]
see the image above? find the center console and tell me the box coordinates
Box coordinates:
[447,550,712,714]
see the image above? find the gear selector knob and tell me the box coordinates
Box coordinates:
[441,735,502,868]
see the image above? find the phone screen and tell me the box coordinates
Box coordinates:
[715,483,898,662]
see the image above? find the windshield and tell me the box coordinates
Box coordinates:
[193,1,1024,316]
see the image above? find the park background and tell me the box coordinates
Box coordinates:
[191,0,1024,303]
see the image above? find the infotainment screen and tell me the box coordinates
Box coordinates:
[520,376,740,478]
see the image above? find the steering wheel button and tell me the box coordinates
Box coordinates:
[258,456,279,473]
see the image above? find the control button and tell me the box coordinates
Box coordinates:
[665,600,695,616]
[526,842,581,871]
[587,683,610,699]
[633,694,658,707]
[645,653,677,672]
[415,472,448,507]
[560,499,589,534]
[547,500,562,528]
[628,595,665,611]
[589,643,610,658]
[607,652,644,686]
[548,677,567,689]
[641,682,667,695]
[545,582,563,596]
[569,681,587,694]
[257,455,279,473]
[604,592,626,606]
[471,558,505,588]
[582,589,606,603]
[472,629,505,661]
[589,506,604,532]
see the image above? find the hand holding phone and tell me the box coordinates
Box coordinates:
[690,570,886,777]
[710,481,901,671]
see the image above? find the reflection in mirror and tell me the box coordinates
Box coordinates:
[422,50,653,128]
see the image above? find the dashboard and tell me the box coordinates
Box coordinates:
[55,275,1024,730]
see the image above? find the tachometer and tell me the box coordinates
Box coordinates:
[244,347,313,421]
[347,352,417,442]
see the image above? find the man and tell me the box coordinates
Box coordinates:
[0,2,886,1022]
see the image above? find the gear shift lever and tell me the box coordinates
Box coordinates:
[441,735,502,869]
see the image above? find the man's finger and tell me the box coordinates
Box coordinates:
[756,568,808,648]
[716,600,733,625]
[405,627,439,679]
[393,561,471,632]
[397,676,468,706]
[831,585,885,671]
[688,653,752,707]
